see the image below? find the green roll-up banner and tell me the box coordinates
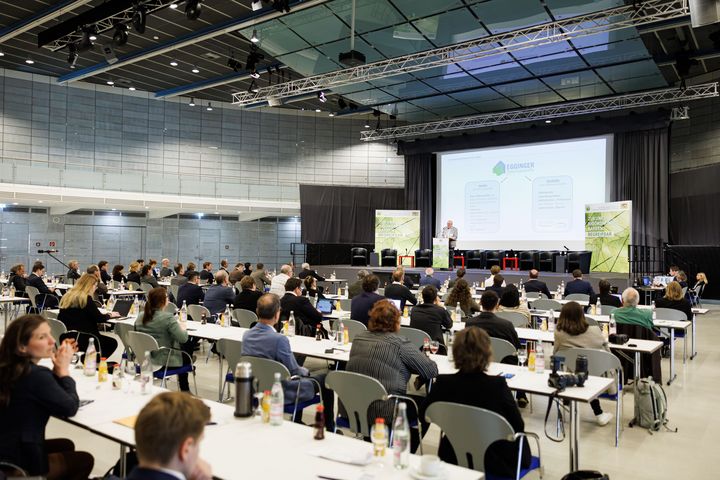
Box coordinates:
[585,201,632,273]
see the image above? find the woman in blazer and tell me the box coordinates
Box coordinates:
[0,314,94,478]
[135,287,192,391]
[140,264,160,288]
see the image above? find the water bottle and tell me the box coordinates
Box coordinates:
[536,343,545,373]
[224,304,232,328]
[180,300,188,323]
[371,418,388,457]
[140,350,153,395]
[454,302,461,322]
[393,403,410,469]
[336,318,344,345]
[234,362,255,418]
[270,372,284,426]
[547,310,555,332]
[288,311,296,337]
[84,338,97,376]
[132,296,139,316]
[652,300,656,320]
[446,330,454,363]
[609,312,617,335]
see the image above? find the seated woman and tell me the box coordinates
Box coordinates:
[57,273,119,360]
[422,327,531,477]
[554,301,616,426]
[691,272,708,305]
[497,285,531,324]
[0,314,94,478]
[347,300,438,451]
[140,264,159,288]
[445,279,480,317]
[301,276,325,300]
[8,263,27,296]
[135,288,193,392]
[126,261,141,286]
[112,264,127,284]
[655,281,693,321]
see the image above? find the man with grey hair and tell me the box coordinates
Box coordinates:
[159,258,174,277]
[613,287,654,330]
[298,262,325,282]
[203,270,235,316]
[419,267,442,289]
[269,264,293,297]
[348,269,368,299]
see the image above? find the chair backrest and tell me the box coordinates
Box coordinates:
[216,338,243,375]
[351,247,367,257]
[398,326,431,349]
[326,370,388,437]
[681,286,688,298]
[126,281,140,291]
[496,311,528,327]
[425,402,515,472]
[234,282,243,292]
[238,356,290,392]
[338,298,352,311]
[47,318,67,344]
[585,316,599,327]
[169,284,180,300]
[555,347,621,378]
[525,292,542,300]
[126,331,161,369]
[163,303,178,314]
[565,293,590,302]
[188,304,211,322]
[490,337,517,363]
[140,283,153,294]
[114,322,134,355]
[600,305,618,315]
[654,307,687,321]
[334,318,367,342]
[233,308,258,328]
[24,286,39,308]
[531,299,562,311]
[381,248,397,257]
[41,309,58,320]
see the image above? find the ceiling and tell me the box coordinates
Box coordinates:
[0,0,718,123]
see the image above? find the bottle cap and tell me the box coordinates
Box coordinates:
[375,417,385,424]
[316,404,324,412]
[264,390,270,395]
[101,357,107,361]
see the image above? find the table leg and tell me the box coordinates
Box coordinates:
[119,445,127,477]
[634,351,641,384]
[667,328,676,386]
[691,314,697,360]
[683,329,687,365]
[3,302,8,332]
[569,401,579,472]
[218,354,224,402]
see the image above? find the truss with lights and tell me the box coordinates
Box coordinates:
[358,83,718,142]
[232,0,689,106]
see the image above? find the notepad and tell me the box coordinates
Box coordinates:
[113,415,138,429]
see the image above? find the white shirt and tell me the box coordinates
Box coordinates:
[269,273,290,297]
[485,274,507,287]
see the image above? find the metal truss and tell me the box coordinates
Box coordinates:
[359,83,718,142]
[43,0,180,51]
[232,0,689,106]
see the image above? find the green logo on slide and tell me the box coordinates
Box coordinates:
[492,161,506,176]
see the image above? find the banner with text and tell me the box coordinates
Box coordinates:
[375,210,421,258]
[585,201,632,273]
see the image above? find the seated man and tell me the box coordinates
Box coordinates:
[170,264,187,286]
[350,274,385,326]
[199,262,214,284]
[251,263,271,292]
[229,262,245,285]
[298,262,326,282]
[487,274,506,298]
[26,262,59,298]
[384,269,418,311]
[523,269,551,299]
[348,269,368,299]
[409,285,452,345]
[614,287,654,331]
[613,287,662,381]
[279,277,323,332]
[447,267,466,289]
[159,258,174,277]
[176,271,205,307]
[242,294,334,429]
[269,264,292,297]
[202,271,235,316]
[597,279,621,308]
[419,267,442,290]
[233,275,262,313]
[485,265,506,288]
[129,391,212,480]
[564,269,596,299]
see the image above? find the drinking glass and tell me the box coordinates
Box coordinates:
[429,341,439,355]
[328,329,337,344]
[517,347,528,370]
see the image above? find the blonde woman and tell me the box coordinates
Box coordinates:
[692,273,708,305]
[127,261,141,285]
[57,273,119,358]
[655,280,693,321]
[66,259,81,282]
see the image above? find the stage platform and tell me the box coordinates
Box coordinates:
[316,265,629,291]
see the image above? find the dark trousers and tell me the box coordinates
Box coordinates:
[175,339,195,392]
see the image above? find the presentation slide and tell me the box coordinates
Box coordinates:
[437,136,611,251]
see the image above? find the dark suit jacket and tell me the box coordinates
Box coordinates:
[487,284,505,298]
[8,274,26,294]
[564,278,595,298]
[203,285,235,315]
[199,270,214,283]
[422,372,531,477]
[280,292,322,327]
[350,291,385,326]
[384,282,417,310]
[112,272,127,283]
[26,273,54,296]
[100,269,112,283]
[419,275,442,289]
[409,303,452,344]
[298,268,325,282]
[159,267,174,277]
[523,279,551,299]
[655,297,693,321]
[403,276,414,290]
[233,289,263,313]
[465,311,520,349]
[0,364,79,475]
[348,280,363,299]
[127,467,181,480]
[599,293,622,308]
[126,271,141,285]
[176,283,205,307]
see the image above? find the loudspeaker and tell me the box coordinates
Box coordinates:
[101,44,118,64]
[689,0,720,27]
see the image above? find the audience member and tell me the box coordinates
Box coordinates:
[86,264,108,302]
[176,271,205,308]
[112,264,126,283]
[487,273,506,298]
[445,279,480,317]
[523,269,551,299]
[597,279,622,308]
[614,287,654,330]
[171,264,187,286]
[348,269,368,299]
[97,260,112,283]
[655,281,693,320]
[485,265,506,287]
[676,270,689,290]
[199,262,214,283]
[447,267,466,289]
[349,274,385,326]
[384,269,418,310]
[66,260,81,282]
[203,271,235,316]
[26,262,58,297]
[396,266,415,290]
[229,263,244,285]
[269,264,292,297]
[251,263,271,292]
[219,259,229,275]
[466,291,520,353]
[126,261,141,285]
[8,263,27,295]
[614,288,662,380]
[302,276,325,300]
[232,275,262,313]
[498,284,531,324]
[141,264,159,288]
[148,259,159,278]
[242,262,253,276]
[298,262,325,281]
[0,315,94,478]
[280,277,323,332]
[409,286,452,345]
[419,267,442,289]
[186,262,197,273]
[692,272,708,305]
[564,269,595,299]
[159,258,174,277]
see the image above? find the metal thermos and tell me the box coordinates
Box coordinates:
[575,354,588,376]
[234,362,254,418]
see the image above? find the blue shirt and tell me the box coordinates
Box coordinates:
[420,275,442,289]
[202,284,235,315]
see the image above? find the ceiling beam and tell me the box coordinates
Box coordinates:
[57,0,331,84]
[49,206,79,215]
[232,0,690,107]
[154,63,285,99]
[0,0,94,45]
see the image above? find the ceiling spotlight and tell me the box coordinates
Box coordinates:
[545,119,552,124]
[250,70,260,79]
[129,86,136,91]
[89,32,97,41]
[189,97,196,106]
[25,57,34,64]
[67,43,78,67]
[169,2,178,8]
[227,54,243,72]
[315,108,321,113]
[364,118,370,128]
[246,45,264,72]
[132,6,147,34]
[191,65,200,73]
[186,0,203,20]
[0,50,4,57]
[113,23,129,46]
[170,59,178,66]
[206,102,213,111]
[328,113,335,117]
[251,0,263,11]
[79,26,97,50]
[317,91,327,103]
[251,29,259,43]
[107,79,114,85]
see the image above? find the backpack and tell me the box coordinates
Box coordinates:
[630,377,676,433]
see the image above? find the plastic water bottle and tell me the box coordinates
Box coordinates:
[536,343,545,373]
[270,372,284,426]
[609,312,617,335]
[132,296,139,316]
[336,318,345,345]
[371,418,388,457]
[224,304,232,328]
[288,311,296,337]
[83,338,97,376]
[595,298,602,315]
[180,300,188,323]
[454,302,462,322]
[393,403,410,469]
[140,351,153,395]
[547,310,555,332]
[446,330,454,363]
[652,301,657,320]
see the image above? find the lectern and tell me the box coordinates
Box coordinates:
[432,237,449,269]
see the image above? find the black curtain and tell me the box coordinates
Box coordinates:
[669,163,720,244]
[300,185,404,244]
[612,128,669,248]
[404,153,436,249]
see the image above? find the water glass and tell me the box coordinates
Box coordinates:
[429,341,439,355]
[517,347,528,370]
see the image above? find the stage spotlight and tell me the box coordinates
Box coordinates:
[206,102,213,111]
[186,0,203,20]
[251,29,259,43]
[132,6,147,34]
[338,98,347,109]
[67,43,78,67]
[189,97,196,106]
[364,118,370,128]
[250,70,260,79]
[251,0,263,11]
[246,45,264,72]
[227,54,242,72]
[113,24,129,46]
[273,0,291,13]
[79,26,96,50]
[317,91,327,103]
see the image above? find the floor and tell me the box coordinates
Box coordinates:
[42,305,720,479]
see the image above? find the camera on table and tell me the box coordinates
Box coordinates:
[547,355,588,391]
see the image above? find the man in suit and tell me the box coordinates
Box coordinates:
[487,274,506,298]
[199,262,214,283]
[597,279,621,308]
[409,285,452,345]
[129,392,212,480]
[466,291,520,350]
[251,262,271,292]
[279,277,323,331]
[384,269,418,311]
[419,267,442,289]
[348,269,368,299]
[242,294,334,429]
[219,259,230,275]
[26,262,57,296]
[176,271,205,307]
[229,262,244,285]
[269,264,292,297]
[448,267,466,289]
[564,269,596,299]
[298,262,326,282]
[202,271,235,316]
[523,269,551,298]
[159,258,174,277]
[170,264,187,286]
[350,274,385,326]
[233,275,262,313]
[97,260,112,283]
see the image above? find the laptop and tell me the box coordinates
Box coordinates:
[316,298,334,314]
[641,276,652,287]
[112,298,134,319]
[389,298,402,311]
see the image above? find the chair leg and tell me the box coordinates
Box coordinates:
[192,367,198,396]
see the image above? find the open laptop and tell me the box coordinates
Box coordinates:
[316,298,334,314]
[112,298,134,319]
[389,298,402,311]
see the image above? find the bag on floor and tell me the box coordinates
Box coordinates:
[630,377,675,433]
